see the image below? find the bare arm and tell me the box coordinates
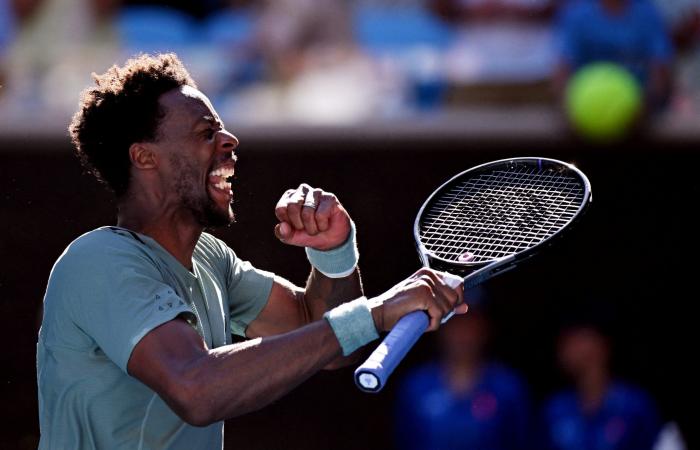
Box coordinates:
[126,185,464,425]
[244,268,363,369]
[127,268,463,426]
[247,184,365,367]
[246,269,363,338]
[127,315,342,426]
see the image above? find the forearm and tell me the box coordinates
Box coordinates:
[190,268,364,419]
[304,267,363,321]
[304,267,366,368]
[179,320,341,425]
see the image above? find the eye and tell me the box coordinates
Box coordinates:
[205,128,216,140]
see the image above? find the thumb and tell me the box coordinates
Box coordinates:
[275,222,316,247]
[274,222,293,242]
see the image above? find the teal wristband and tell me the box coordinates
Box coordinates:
[305,221,359,278]
[324,297,380,356]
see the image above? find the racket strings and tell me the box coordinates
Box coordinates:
[420,165,585,263]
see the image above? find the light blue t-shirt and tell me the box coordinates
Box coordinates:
[37,227,275,449]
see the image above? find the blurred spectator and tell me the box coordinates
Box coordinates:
[1,0,119,114]
[554,0,673,112]
[541,322,662,450]
[351,1,457,112]
[255,0,353,81]
[218,0,385,124]
[430,0,558,104]
[0,0,16,87]
[394,294,532,450]
[652,0,700,115]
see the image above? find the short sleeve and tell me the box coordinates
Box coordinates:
[192,234,275,339]
[57,235,195,373]
[226,254,275,337]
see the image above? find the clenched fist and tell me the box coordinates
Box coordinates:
[274,184,351,251]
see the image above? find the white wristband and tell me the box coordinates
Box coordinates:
[305,221,359,278]
[324,297,380,356]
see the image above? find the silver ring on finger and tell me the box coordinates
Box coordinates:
[303,190,318,210]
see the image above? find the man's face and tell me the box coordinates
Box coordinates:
[558,327,610,379]
[154,85,239,227]
[439,312,488,361]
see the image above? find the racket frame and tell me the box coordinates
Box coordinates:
[414,157,592,278]
[354,157,592,393]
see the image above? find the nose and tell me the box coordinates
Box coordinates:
[219,129,239,152]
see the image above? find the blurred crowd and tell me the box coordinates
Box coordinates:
[394,288,687,450]
[1,0,700,126]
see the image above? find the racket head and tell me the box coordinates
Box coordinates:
[414,157,592,276]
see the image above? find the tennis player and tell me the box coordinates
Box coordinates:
[36,53,466,449]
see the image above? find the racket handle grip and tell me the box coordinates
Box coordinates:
[354,311,429,393]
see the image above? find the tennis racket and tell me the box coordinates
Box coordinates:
[354,157,592,393]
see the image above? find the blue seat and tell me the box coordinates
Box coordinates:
[117,6,196,54]
[202,9,256,47]
[353,5,455,54]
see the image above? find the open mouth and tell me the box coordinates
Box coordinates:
[208,166,235,193]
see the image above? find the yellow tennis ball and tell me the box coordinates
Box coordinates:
[565,63,642,142]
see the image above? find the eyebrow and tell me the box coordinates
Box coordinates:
[195,115,224,130]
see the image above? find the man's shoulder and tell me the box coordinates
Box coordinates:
[68,226,131,248]
[196,232,236,261]
[54,227,150,273]
[44,228,153,318]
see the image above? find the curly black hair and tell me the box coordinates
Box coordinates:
[69,53,196,197]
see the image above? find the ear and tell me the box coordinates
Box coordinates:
[129,142,157,170]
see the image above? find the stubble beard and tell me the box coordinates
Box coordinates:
[171,155,234,228]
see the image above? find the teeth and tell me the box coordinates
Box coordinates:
[214,181,231,191]
[209,167,234,178]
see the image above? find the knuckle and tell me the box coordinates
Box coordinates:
[301,207,315,220]
[274,207,287,220]
[413,279,428,288]
[416,282,432,296]
[416,267,434,277]
[418,274,435,286]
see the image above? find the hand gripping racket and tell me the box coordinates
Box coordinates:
[354,157,592,392]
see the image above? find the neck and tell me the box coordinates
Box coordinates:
[575,366,610,414]
[116,192,203,270]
